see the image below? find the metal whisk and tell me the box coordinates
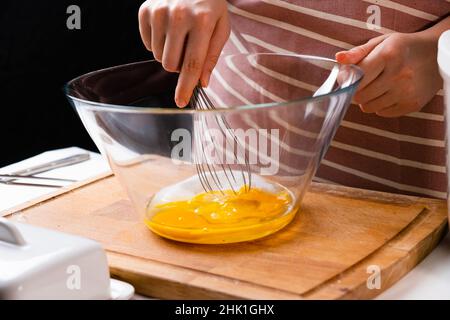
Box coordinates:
[190,85,252,195]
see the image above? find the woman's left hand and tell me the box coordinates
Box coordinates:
[336,32,443,117]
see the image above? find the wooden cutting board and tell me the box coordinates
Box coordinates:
[2,172,447,299]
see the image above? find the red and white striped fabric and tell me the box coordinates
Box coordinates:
[216,0,450,199]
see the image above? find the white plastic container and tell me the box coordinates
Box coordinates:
[438,30,450,223]
[0,218,134,299]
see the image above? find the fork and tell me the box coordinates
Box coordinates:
[0,153,90,187]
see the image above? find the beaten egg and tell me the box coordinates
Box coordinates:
[145,185,296,244]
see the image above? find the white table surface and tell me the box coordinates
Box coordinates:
[1,147,449,300]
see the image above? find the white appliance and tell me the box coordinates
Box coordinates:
[0,218,134,299]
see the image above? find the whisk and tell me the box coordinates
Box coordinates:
[189,85,252,195]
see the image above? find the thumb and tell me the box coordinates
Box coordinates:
[336,34,389,64]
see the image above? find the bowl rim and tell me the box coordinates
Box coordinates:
[65,53,363,114]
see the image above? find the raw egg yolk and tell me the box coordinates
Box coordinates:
[145,186,295,244]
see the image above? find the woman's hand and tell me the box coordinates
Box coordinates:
[139,0,230,108]
[336,32,443,117]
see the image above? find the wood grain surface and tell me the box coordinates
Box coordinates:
[2,173,447,299]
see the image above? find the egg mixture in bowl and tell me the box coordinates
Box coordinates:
[144,174,297,244]
[67,55,363,245]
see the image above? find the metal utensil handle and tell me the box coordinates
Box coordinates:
[0,181,65,188]
[11,153,91,176]
[0,175,76,182]
[0,174,76,187]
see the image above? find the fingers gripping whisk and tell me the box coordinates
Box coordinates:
[189,85,252,195]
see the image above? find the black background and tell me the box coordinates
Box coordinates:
[0,1,151,166]
[0,300,437,316]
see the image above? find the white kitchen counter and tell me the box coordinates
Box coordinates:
[1,147,449,300]
[377,232,450,299]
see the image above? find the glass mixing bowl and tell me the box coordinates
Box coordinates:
[66,53,363,244]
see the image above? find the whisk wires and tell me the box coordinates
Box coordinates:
[190,85,252,195]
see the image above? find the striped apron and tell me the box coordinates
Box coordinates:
[216,0,450,198]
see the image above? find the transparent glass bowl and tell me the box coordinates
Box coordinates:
[66,53,363,244]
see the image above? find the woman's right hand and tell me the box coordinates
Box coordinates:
[139,0,230,107]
